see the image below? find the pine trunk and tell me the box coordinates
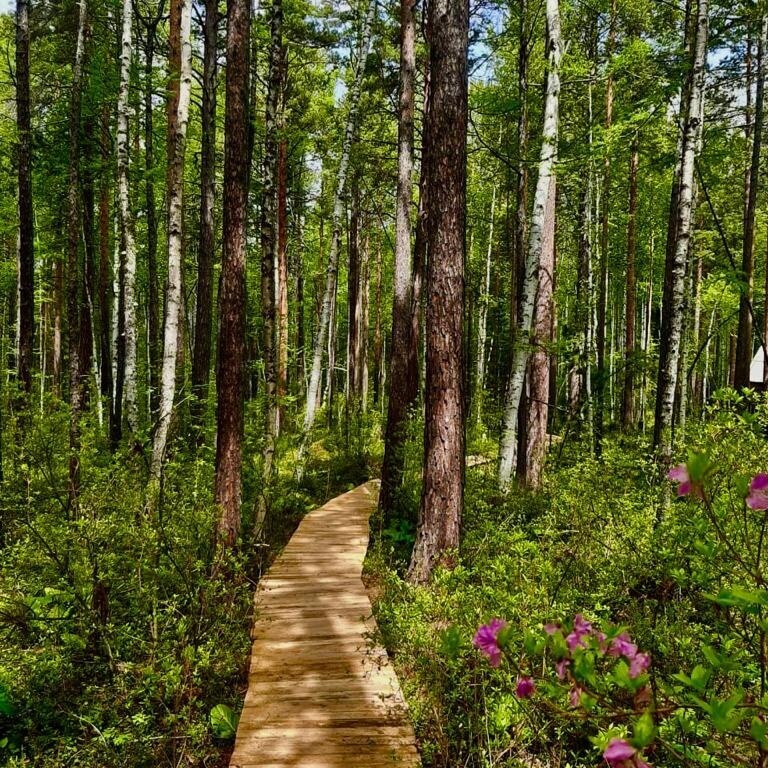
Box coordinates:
[215,0,250,545]
[621,137,639,430]
[407,0,469,584]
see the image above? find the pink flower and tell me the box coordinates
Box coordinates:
[515,676,535,698]
[473,619,506,667]
[668,464,693,496]
[747,474,768,510]
[603,738,636,767]
[544,623,560,635]
[569,685,583,708]
[629,652,651,679]
[555,658,570,680]
[566,613,593,651]
[610,633,638,659]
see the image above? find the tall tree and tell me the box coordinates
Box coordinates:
[116,0,138,438]
[298,0,377,465]
[191,0,218,426]
[408,0,469,584]
[735,11,767,388]
[66,0,88,502]
[16,0,34,400]
[621,136,639,429]
[653,0,709,458]
[257,0,283,527]
[150,0,192,478]
[379,0,417,519]
[498,0,562,489]
[215,0,250,545]
[474,185,495,429]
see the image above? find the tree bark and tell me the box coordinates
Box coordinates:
[407,0,469,584]
[498,0,562,489]
[150,0,192,478]
[116,0,138,437]
[98,108,113,413]
[595,0,616,456]
[298,0,376,468]
[621,136,639,430]
[215,0,250,545]
[524,176,556,490]
[653,0,709,458]
[474,185,495,429]
[16,0,34,400]
[191,0,218,427]
[735,12,767,388]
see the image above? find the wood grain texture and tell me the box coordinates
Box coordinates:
[230,481,420,768]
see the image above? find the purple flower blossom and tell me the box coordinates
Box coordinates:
[555,658,570,680]
[747,474,768,510]
[668,464,693,497]
[566,613,593,651]
[569,685,583,708]
[544,623,560,635]
[609,633,638,659]
[472,619,507,667]
[515,676,535,698]
[603,738,636,767]
[629,652,651,679]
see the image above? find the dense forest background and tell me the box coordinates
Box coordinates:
[2,0,768,765]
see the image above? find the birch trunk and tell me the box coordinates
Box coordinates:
[653,0,708,458]
[150,0,192,478]
[474,186,495,428]
[498,0,561,489]
[298,0,376,469]
[116,0,139,437]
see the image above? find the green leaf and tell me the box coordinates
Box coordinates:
[632,711,656,748]
[210,704,238,740]
[686,451,711,483]
[751,716,768,747]
[0,685,13,717]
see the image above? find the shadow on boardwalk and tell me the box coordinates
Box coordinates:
[229,481,421,768]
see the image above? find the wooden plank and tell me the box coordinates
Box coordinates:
[230,481,420,768]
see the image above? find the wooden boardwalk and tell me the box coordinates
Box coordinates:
[230,481,420,768]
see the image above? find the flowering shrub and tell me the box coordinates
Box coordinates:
[472,457,768,767]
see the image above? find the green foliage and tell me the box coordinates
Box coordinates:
[209,704,238,740]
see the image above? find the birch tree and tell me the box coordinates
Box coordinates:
[653,0,709,459]
[150,0,192,479]
[297,0,377,471]
[499,0,562,489]
[116,0,138,436]
[473,185,495,429]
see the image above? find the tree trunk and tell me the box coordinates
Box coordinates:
[277,129,289,407]
[524,176,556,490]
[191,0,217,428]
[16,0,34,400]
[621,136,639,430]
[474,186,495,429]
[66,0,88,504]
[595,0,616,456]
[736,12,767,388]
[346,179,362,404]
[98,108,113,413]
[150,0,192,478]
[498,0,562,489]
[298,0,376,466]
[653,0,709,458]
[407,0,469,585]
[215,0,250,545]
[116,0,139,437]
[257,0,283,529]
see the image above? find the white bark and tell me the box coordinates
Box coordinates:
[656,0,708,459]
[474,185,495,428]
[150,0,193,478]
[298,0,377,468]
[498,0,561,488]
[117,0,138,433]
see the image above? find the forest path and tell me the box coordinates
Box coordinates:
[229,481,421,768]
